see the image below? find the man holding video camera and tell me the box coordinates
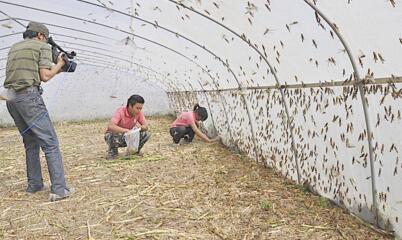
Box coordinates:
[3,21,73,201]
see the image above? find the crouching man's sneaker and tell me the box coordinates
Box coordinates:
[106,152,118,160]
[49,187,75,202]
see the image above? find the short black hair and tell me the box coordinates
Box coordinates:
[127,94,144,108]
[193,103,208,121]
[22,30,39,39]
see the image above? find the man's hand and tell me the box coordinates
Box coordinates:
[39,53,66,81]
[57,53,66,66]
[140,125,148,132]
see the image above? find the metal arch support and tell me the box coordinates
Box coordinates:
[0,4,250,143]
[131,16,259,159]
[166,93,176,112]
[69,1,218,79]
[169,84,231,147]
[170,93,181,111]
[80,61,176,92]
[0,11,181,92]
[183,83,201,110]
[179,49,234,145]
[73,0,260,161]
[0,9,216,93]
[76,52,182,92]
[194,71,235,147]
[1,43,180,92]
[199,90,235,148]
[216,75,259,162]
[184,91,195,108]
[5,1,254,163]
[196,80,217,135]
[169,93,180,112]
[170,89,218,139]
[303,0,378,225]
[200,84,235,147]
[165,0,300,180]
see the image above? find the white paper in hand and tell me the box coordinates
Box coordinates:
[124,128,141,154]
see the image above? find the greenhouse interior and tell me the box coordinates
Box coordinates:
[0,0,401,239]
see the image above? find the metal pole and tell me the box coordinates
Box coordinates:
[167,0,300,181]
[74,0,260,162]
[303,0,378,225]
[196,81,217,135]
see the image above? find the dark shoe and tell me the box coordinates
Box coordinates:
[181,136,192,144]
[26,183,49,195]
[106,148,118,160]
[106,153,118,160]
[49,187,75,202]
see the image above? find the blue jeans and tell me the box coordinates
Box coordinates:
[6,87,67,195]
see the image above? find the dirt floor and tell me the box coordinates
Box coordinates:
[0,116,393,239]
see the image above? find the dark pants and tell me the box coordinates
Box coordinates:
[104,131,150,156]
[169,126,195,144]
[6,87,67,195]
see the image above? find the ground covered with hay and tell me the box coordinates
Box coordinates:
[0,116,392,239]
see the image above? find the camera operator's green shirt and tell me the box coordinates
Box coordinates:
[4,39,52,91]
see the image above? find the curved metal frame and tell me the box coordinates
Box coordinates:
[74,0,259,161]
[0,8,210,92]
[303,0,378,225]
[2,3,377,201]
[0,5,236,146]
[165,0,300,177]
[79,61,174,91]
[0,38,181,92]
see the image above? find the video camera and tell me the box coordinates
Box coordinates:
[47,37,77,72]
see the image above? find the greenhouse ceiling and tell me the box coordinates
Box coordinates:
[0,0,401,238]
